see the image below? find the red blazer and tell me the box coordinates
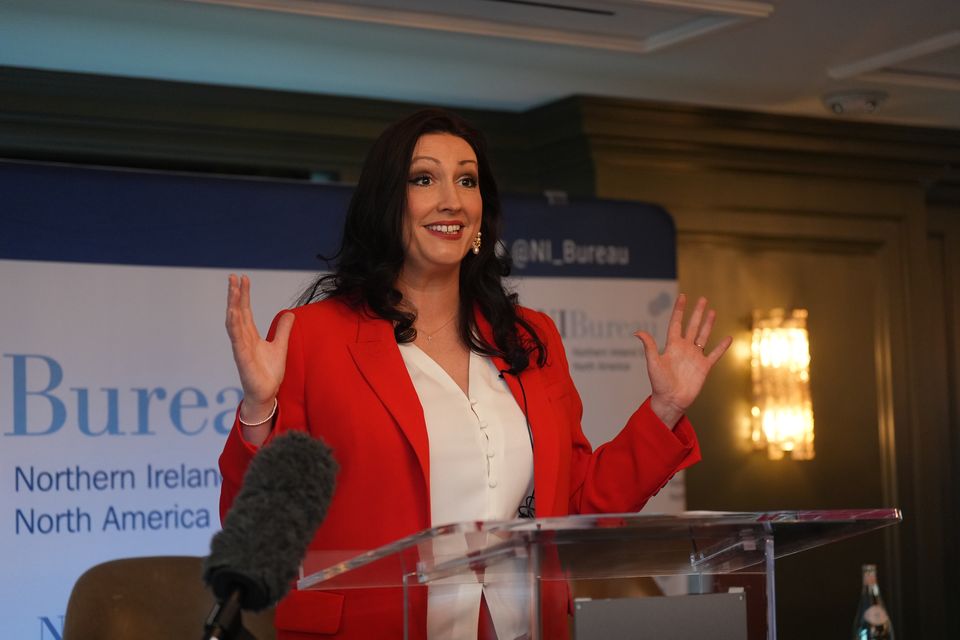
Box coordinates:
[218,298,700,639]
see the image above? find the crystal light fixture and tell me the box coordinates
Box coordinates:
[750,308,814,460]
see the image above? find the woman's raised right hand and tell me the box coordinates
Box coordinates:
[225,274,295,423]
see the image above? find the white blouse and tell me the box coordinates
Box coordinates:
[398,344,534,640]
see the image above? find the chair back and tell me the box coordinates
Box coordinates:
[62,556,275,640]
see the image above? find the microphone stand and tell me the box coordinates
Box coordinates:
[203,590,257,640]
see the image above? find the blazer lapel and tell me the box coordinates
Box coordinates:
[477,312,560,516]
[346,307,564,518]
[347,313,430,494]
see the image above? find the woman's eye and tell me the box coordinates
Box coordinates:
[459,176,478,188]
[408,175,432,187]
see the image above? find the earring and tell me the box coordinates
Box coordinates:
[472,231,482,255]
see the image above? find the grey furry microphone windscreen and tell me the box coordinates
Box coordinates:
[203,430,338,610]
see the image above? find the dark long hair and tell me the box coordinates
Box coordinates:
[297,108,545,372]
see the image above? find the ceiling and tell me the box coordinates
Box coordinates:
[1,0,959,129]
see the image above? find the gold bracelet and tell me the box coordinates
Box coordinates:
[238,398,278,427]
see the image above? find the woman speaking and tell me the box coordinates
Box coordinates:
[217,109,730,639]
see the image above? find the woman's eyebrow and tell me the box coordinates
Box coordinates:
[410,156,477,166]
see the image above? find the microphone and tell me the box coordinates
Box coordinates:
[202,430,337,639]
[496,351,536,519]
[498,351,529,378]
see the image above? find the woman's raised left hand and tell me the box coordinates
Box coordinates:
[634,294,732,428]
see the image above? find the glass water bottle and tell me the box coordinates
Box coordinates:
[852,564,894,640]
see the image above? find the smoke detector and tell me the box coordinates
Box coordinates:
[822,91,888,116]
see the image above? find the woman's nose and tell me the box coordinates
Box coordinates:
[437,181,463,212]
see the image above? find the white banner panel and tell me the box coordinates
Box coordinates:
[0,260,313,639]
[512,277,686,516]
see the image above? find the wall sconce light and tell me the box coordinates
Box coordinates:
[750,308,815,460]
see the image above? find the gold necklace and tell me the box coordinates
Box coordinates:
[418,312,458,342]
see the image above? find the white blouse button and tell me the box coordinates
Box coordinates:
[488,479,498,488]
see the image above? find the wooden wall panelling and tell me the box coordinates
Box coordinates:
[0,66,542,193]
[524,98,597,197]
[893,191,951,639]
[674,216,894,639]
[572,93,960,638]
[926,203,960,638]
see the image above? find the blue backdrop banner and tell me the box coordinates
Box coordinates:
[1,160,675,278]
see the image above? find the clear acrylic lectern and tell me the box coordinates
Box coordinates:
[298,509,900,640]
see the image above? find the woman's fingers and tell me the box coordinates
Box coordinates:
[666,293,687,342]
[225,274,245,342]
[272,312,296,354]
[706,335,733,365]
[225,273,262,344]
[239,274,258,336]
[684,296,707,342]
[633,330,661,362]
[224,275,291,397]
[642,294,731,422]
[226,273,238,315]
[671,294,720,351]
[693,308,716,350]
